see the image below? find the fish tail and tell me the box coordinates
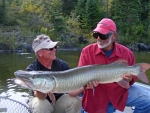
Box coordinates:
[140,63,150,72]
[138,63,150,83]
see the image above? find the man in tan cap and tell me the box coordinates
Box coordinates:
[26,34,81,113]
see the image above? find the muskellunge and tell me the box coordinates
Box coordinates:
[13,61,150,93]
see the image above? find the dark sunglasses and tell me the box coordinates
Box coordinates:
[42,46,57,51]
[93,31,113,40]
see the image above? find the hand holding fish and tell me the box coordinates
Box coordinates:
[34,91,47,100]
[85,81,99,89]
[122,74,133,82]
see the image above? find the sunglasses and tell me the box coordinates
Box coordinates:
[42,46,57,51]
[93,31,113,40]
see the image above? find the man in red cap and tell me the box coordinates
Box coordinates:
[69,18,150,113]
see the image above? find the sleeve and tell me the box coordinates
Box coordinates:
[56,58,70,71]
[26,64,34,71]
[62,61,70,70]
[26,63,36,71]
[25,60,37,71]
[78,48,88,66]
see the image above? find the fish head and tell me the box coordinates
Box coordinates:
[14,70,56,93]
[14,70,39,90]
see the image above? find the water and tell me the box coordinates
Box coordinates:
[0,50,150,98]
[0,50,81,99]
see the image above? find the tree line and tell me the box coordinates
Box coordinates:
[0,0,150,50]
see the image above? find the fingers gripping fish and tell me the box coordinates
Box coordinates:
[13,61,150,93]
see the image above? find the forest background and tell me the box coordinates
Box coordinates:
[0,0,150,51]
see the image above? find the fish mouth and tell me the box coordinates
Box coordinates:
[13,78,34,89]
[14,70,36,89]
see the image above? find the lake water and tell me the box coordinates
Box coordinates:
[0,50,150,98]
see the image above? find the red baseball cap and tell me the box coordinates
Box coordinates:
[93,18,116,34]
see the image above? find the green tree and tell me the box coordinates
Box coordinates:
[75,0,86,25]
[85,0,104,30]
[19,0,44,32]
[75,0,105,33]
[62,0,78,16]
[109,0,149,44]
[42,0,66,35]
[147,1,150,39]
[140,0,149,22]
[0,0,7,24]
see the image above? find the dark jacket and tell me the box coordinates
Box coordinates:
[26,58,70,103]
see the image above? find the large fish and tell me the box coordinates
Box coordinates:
[13,61,150,93]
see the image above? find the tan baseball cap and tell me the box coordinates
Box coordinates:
[32,34,60,52]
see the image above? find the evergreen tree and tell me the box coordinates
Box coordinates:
[75,0,86,22]
[0,0,7,24]
[62,0,78,16]
[40,0,67,39]
[109,0,146,44]
[140,0,149,22]
[85,0,104,30]
[75,0,105,33]
[147,1,150,38]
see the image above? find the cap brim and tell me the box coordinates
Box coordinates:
[43,41,60,49]
[93,27,110,34]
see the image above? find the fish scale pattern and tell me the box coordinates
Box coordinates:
[0,96,31,113]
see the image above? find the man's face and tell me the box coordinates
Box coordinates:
[97,34,113,49]
[38,46,57,61]
[93,31,114,49]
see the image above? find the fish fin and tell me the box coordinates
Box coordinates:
[92,85,95,96]
[51,76,57,92]
[48,92,56,106]
[114,59,128,64]
[111,59,128,66]
[138,63,150,83]
[117,79,130,89]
